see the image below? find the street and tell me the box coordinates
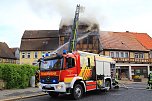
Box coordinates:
[19,83,152,101]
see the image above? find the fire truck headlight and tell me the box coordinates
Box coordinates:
[56,85,63,89]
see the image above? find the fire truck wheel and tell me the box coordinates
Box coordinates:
[48,92,59,97]
[72,84,83,100]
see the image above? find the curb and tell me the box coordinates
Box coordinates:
[0,93,48,101]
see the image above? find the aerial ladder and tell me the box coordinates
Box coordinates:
[68,4,80,53]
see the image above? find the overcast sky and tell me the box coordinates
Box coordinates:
[0,0,152,47]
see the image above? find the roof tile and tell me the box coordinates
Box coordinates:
[132,33,152,50]
[0,42,16,59]
[99,31,148,51]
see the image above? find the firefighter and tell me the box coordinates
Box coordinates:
[35,70,40,87]
[147,72,152,89]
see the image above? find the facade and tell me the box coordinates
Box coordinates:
[20,30,59,65]
[59,17,100,54]
[11,48,20,64]
[99,31,152,80]
[0,42,16,64]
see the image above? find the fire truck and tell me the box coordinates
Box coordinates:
[38,5,118,100]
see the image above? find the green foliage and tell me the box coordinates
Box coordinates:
[0,64,38,89]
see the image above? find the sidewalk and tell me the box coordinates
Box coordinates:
[118,78,148,84]
[0,87,47,101]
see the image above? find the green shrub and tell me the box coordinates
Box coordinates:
[0,64,38,89]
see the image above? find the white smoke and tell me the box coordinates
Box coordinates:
[26,0,105,29]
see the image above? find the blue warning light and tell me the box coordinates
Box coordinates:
[63,50,67,54]
[52,79,56,83]
[45,53,49,57]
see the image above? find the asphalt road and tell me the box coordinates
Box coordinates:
[19,83,152,101]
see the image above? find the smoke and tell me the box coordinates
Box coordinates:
[26,0,76,18]
[26,0,105,30]
[59,17,99,32]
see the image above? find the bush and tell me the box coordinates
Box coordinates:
[0,64,38,89]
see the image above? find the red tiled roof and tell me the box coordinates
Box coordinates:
[99,31,148,51]
[132,33,152,50]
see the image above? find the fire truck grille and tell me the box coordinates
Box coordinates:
[40,76,59,84]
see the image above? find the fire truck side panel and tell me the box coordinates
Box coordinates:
[95,56,115,78]
[78,51,95,81]
[95,61,104,75]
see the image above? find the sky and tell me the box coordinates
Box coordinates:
[0,0,152,48]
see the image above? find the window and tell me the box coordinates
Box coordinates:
[150,66,152,71]
[88,36,93,44]
[143,69,147,73]
[27,52,30,58]
[120,52,124,58]
[116,52,119,57]
[0,58,2,62]
[110,52,114,58]
[135,69,141,74]
[150,52,152,58]
[134,53,139,58]
[134,52,144,58]
[22,52,25,58]
[87,58,90,67]
[34,52,38,58]
[125,52,129,58]
[66,57,75,68]
[139,53,144,58]
[42,52,45,57]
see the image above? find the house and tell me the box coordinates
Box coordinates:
[99,31,152,80]
[20,30,59,65]
[0,42,16,64]
[11,48,20,64]
[132,33,152,74]
[59,17,100,54]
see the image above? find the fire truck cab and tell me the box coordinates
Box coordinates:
[39,50,117,99]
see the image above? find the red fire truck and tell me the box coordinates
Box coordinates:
[38,5,118,100]
[39,51,117,99]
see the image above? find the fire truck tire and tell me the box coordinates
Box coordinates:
[48,92,59,97]
[72,84,83,100]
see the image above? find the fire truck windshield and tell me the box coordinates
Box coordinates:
[40,58,63,71]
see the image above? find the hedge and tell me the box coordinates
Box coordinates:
[0,64,38,89]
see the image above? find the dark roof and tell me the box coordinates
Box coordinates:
[0,42,16,59]
[132,33,152,50]
[20,30,59,51]
[22,30,59,39]
[20,38,59,51]
[11,48,19,54]
[99,31,148,51]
